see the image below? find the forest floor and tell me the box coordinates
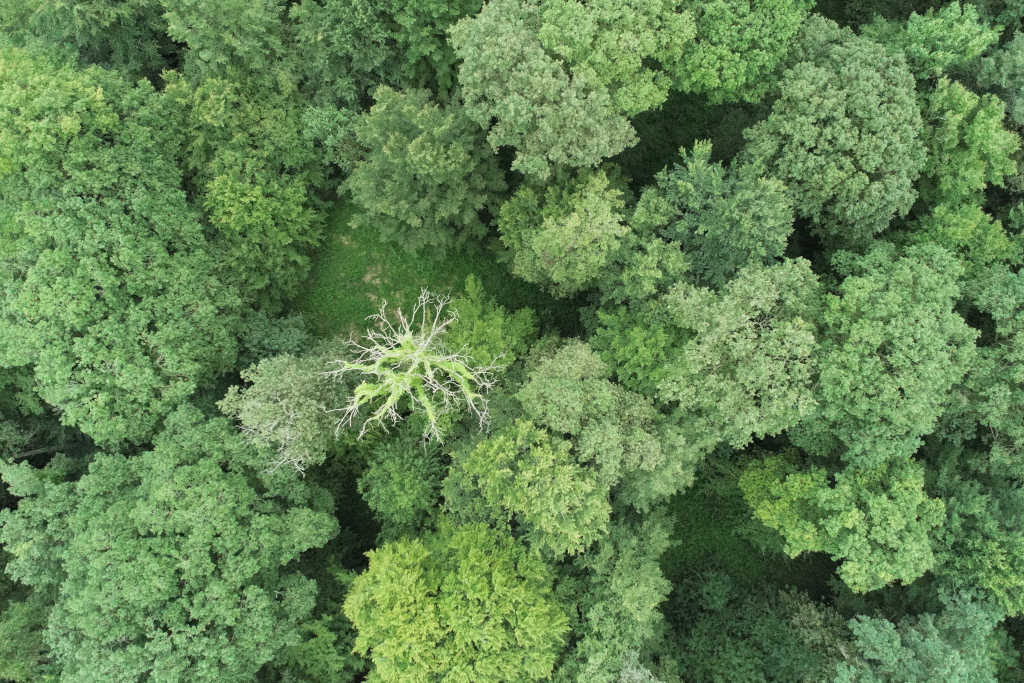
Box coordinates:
[296,196,569,338]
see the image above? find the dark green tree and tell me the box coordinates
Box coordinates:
[631,140,794,288]
[0,47,243,445]
[160,0,288,82]
[739,17,925,247]
[0,0,173,78]
[162,71,327,306]
[0,407,338,681]
[836,595,1009,682]
[345,86,506,252]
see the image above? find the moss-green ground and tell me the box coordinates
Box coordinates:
[295,197,566,338]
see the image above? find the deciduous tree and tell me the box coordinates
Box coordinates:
[343,523,568,681]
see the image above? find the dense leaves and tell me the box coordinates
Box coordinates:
[0,407,337,681]
[346,86,505,252]
[4,2,1024,680]
[343,523,568,681]
[0,47,243,445]
[671,0,815,103]
[740,17,926,247]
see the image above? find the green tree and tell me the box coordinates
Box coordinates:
[929,447,1024,617]
[219,349,342,474]
[836,595,1008,682]
[445,341,691,557]
[631,140,794,288]
[791,244,977,467]
[162,71,327,306]
[739,18,925,247]
[450,0,694,179]
[740,455,945,593]
[160,0,288,82]
[675,579,848,682]
[0,47,242,445]
[358,424,445,540]
[0,407,338,681]
[444,275,538,370]
[0,584,55,682]
[516,340,694,510]
[923,265,1024,616]
[978,30,1024,127]
[916,77,1019,208]
[343,523,568,681]
[345,86,505,252]
[499,168,629,297]
[554,511,674,683]
[906,203,1018,275]
[669,0,814,103]
[536,0,693,116]
[657,259,821,451]
[860,2,1001,81]
[444,419,610,558]
[0,0,173,78]
[288,0,483,106]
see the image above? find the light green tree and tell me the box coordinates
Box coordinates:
[219,349,342,474]
[499,168,629,297]
[740,455,945,593]
[861,2,1002,81]
[343,523,568,681]
[669,0,814,103]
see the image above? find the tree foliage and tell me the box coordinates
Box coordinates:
[861,2,1001,81]
[0,47,242,445]
[670,0,815,103]
[791,244,977,466]
[0,407,338,681]
[741,455,945,593]
[345,86,505,252]
[343,523,568,681]
[162,71,327,305]
[658,259,821,451]
[632,140,794,289]
[499,168,630,297]
[740,18,926,247]
[450,0,695,179]
[219,349,341,474]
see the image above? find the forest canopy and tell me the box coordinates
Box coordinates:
[2,1,1024,681]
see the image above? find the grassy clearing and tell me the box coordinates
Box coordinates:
[295,196,566,338]
[662,459,835,599]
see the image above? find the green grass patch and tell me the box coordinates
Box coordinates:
[663,458,835,599]
[294,196,566,339]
